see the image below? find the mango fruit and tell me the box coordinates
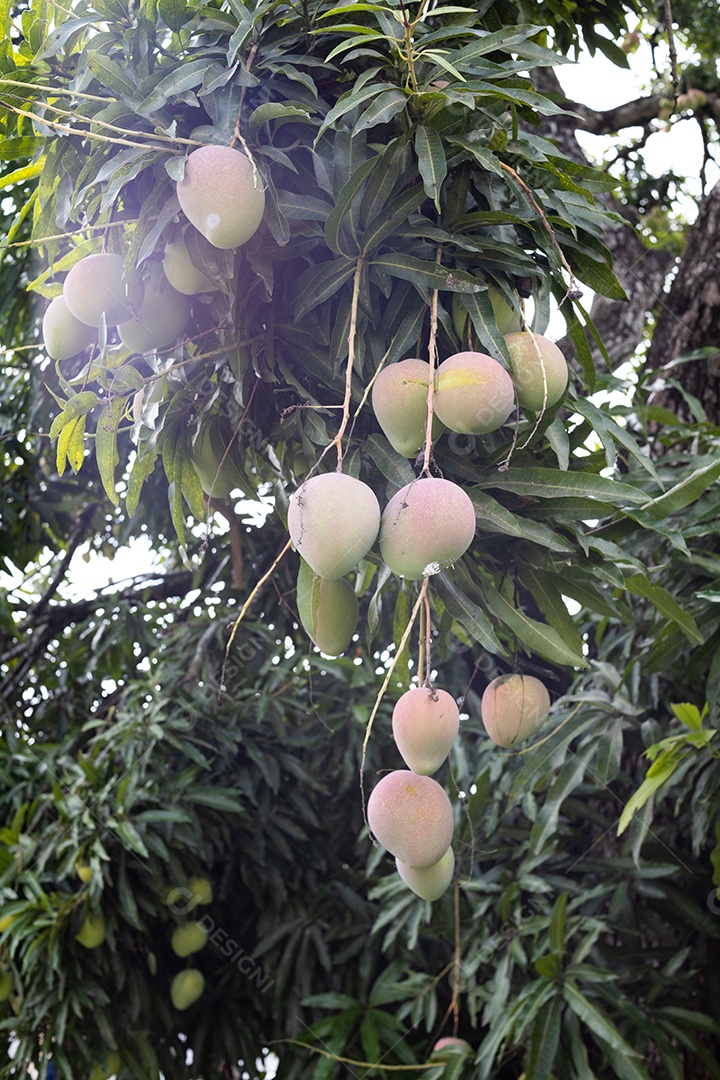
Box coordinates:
[118,275,190,354]
[76,912,106,949]
[481,673,550,748]
[396,846,454,901]
[163,233,216,295]
[188,875,213,906]
[170,968,205,1011]
[367,769,454,868]
[75,861,93,883]
[504,332,568,412]
[42,296,96,360]
[188,420,244,499]
[171,921,208,958]
[63,253,131,328]
[176,145,265,249]
[379,477,476,579]
[434,351,515,435]
[392,686,459,774]
[296,559,358,657]
[288,472,381,579]
[371,358,443,457]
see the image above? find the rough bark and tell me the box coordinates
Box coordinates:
[645,178,720,424]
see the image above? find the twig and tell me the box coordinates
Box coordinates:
[0,100,181,154]
[332,258,364,470]
[499,162,582,303]
[421,248,442,476]
[220,539,293,691]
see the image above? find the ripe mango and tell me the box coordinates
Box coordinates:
[63,253,131,328]
[296,559,358,657]
[481,673,550,748]
[504,332,568,412]
[163,234,216,295]
[372,358,443,457]
[288,472,381,579]
[118,275,190,353]
[396,846,454,901]
[379,477,476,579]
[42,296,96,360]
[367,770,453,868]
[171,921,208,958]
[170,967,205,1011]
[76,912,106,949]
[434,351,515,435]
[392,686,459,774]
[176,145,265,249]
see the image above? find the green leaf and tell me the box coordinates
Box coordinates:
[249,102,314,132]
[414,125,447,210]
[354,88,407,134]
[371,253,483,292]
[525,995,562,1080]
[468,490,523,538]
[158,0,189,33]
[624,574,703,645]
[519,567,584,660]
[481,582,587,669]
[325,155,378,256]
[617,746,686,836]
[361,183,425,253]
[711,822,720,889]
[126,438,159,518]
[316,83,387,138]
[563,983,642,1059]
[86,51,138,99]
[568,249,628,301]
[0,136,45,160]
[670,702,702,731]
[95,398,125,508]
[293,258,357,318]
[478,467,648,506]
[549,892,568,954]
[640,458,720,519]
[433,572,507,658]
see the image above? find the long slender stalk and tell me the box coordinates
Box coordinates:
[332,258,364,470]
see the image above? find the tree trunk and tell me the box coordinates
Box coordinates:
[645,179,720,424]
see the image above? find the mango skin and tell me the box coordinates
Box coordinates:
[188,875,213,906]
[372,358,443,457]
[76,912,106,949]
[171,921,208,958]
[177,145,265,250]
[481,673,550,748]
[42,296,96,360]
[504,332,568,412]
[188,421,244,499]
[434,351,515,435]
[296,559,358,657]
[432,1038,472,1056]
[163,235,216,295]
[288,472,381,580]
[392,686,459,775]
[63,253,131,328]
[170,968,205,1011]
[379,477,476,580]
[367,769,453,869]
[118,276,190,353]
[396,846,454,901]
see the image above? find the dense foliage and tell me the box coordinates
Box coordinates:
[0,0,719,1077]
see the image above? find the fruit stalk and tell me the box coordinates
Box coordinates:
[333,257,364,470]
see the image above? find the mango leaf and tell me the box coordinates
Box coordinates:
[563,983,643,1059]
[481,582,587,668]
[617,745,687,836]
[525,995,562,1080]
[640,457,720,519]
[95,398,125,507]
[371,253,483,292]
[56,415,86,477]
[670,702,703,731]
[433,572,507,658]
[477,467,647,506]
[158,0,189,33]
[519,566,584,659]
[415,125,447,210]
[355,88,407,134]
[624,573,703,645]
